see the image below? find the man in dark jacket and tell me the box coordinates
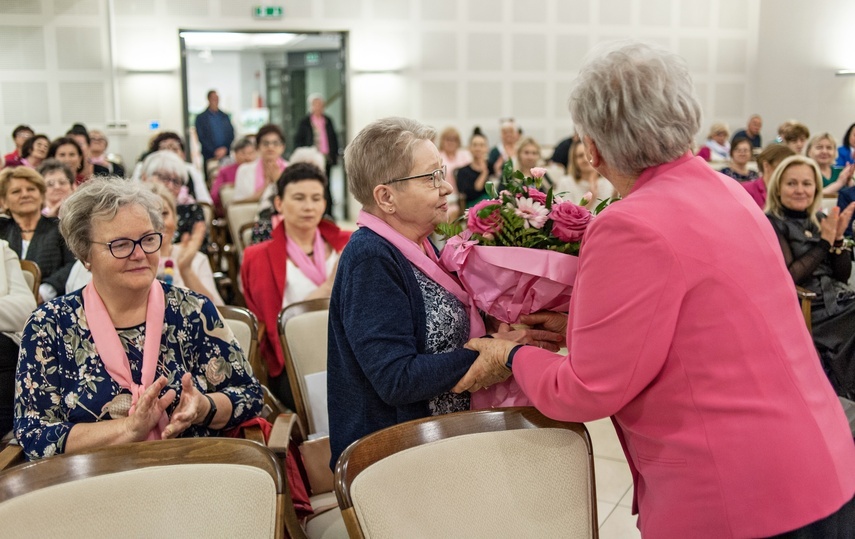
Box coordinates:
[294,94,339,215]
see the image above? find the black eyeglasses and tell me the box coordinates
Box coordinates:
[382,166,447,189]
[92,232,163,259]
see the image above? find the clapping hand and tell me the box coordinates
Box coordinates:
[176,221,206,273]
[162,373,207,439]
[822,203,855,244]
[124,376,175,441]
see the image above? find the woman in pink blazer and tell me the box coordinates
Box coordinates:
[457,42,855,538]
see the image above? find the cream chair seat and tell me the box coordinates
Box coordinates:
[0,438,285,538]
[335,407,598,539]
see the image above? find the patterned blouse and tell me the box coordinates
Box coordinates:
[411,266,471,415]
[14,282,263,460]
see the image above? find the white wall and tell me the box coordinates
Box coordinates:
[0,0,853,166]
[754,0,855,145]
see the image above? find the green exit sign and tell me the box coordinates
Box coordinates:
[253,5,283,18]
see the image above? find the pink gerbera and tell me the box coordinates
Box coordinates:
[514,197,549,229]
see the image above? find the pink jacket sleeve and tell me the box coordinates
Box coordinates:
[513,208,683,422]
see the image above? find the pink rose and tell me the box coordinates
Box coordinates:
[530,167,547,179]
[467,199,503,236]
[549,201,592,243]
[519,187,547,204]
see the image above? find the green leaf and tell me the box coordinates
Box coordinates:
[594,197,612,214]
[485,181,498,199]
[502,159,514,180]
[435,221,463,239]
[512,170,525,180]
[545,187,554,209]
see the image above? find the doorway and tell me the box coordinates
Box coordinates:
[179,30,349,220]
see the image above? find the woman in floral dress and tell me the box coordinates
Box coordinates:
[13,177,262,460]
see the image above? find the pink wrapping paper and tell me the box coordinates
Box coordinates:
[441,231,578,408]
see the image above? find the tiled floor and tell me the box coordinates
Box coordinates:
[584,417,641,539]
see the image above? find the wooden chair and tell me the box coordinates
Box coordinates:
[277,298,331,437]
[796,286,816,333]
[18,260,40,302]
[0,438,287,538]
[270,414,347,538]
[227,202,260,261]
[218,305,289,420]
[335,407,598,539]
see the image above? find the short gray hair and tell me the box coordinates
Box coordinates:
[569,41,702,176]
[59,177,164,261]
[345,117,436,207]
[765,155,823,227]
[140,150,188,183]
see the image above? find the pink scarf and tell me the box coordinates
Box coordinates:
[254,158,287,192]
[285,228,327,286]
[83,281,168,440]
[357,210,486,339]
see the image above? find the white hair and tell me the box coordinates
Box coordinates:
[307,93,324,108]
[569,40,702,175]
[289,146,326,170]
[140,150,188,183]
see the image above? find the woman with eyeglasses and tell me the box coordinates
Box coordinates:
[0,166,76,302]
[327,117,563,467]
[233,124,288,212]
[13,177,262,460]
[139,150,205,246]
[241,163,350,408]
[37,159,75,218]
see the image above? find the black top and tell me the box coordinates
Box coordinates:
[0,215,76,294]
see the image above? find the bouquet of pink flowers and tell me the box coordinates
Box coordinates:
[439,162,608,408]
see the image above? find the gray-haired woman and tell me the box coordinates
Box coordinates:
[14,177,261,460]
[459,41,855,537]
[326,117,562,469]
[140,150,205,245]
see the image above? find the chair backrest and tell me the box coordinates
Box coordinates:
[198,201,215,229]
[18,260,40,301]
[220,184,236,209]
[335,407,598,539]
[278,298,331,437]
[0,438,286,539]
[227,202,259,259]
[218,305,266,386]
[239,222,255,253]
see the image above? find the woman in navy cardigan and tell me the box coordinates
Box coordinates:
[326,117,561,468]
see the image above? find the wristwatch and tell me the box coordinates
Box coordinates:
[199,394,217,428]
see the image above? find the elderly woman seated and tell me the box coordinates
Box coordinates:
[37,159,75,218]
[13,177,262,460]
[327,117,562,468]
[0,166,77,301]
[140,150,205,246]
[65,183,223,305]
[766,155,855,399]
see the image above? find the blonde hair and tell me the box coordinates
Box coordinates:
[806,133,837,156]
[707,122,729,139]
[765,155,823,227]
[0,166,46,200]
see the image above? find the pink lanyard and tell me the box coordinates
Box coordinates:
[83,281,167,440]
[357,210,485,338]
[285,228,327,286]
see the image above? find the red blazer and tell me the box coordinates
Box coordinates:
[514,154,855,537]
[241,219,350,377]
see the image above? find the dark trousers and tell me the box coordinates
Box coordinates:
[0,333,20,436]
[267,370,296,414]
[770,493,855,538]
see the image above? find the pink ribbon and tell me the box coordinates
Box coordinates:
[285,228,328,286]
[83,281,168,440]
[357,210,486,339]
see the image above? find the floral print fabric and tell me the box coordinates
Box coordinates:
[14,282,262,460]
